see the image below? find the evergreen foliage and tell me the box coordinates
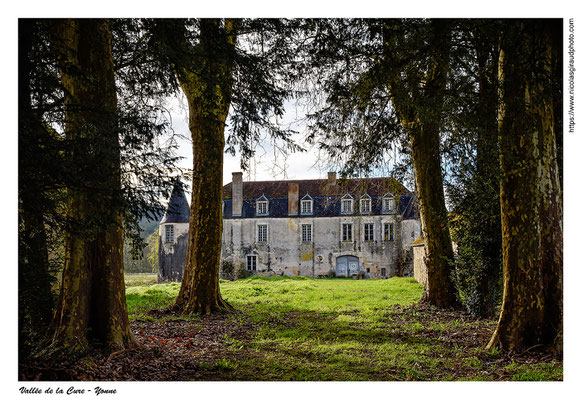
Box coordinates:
[18,19,183,354]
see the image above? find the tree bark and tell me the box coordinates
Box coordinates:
[383,20,458,308]
[49,19,136,351]
[487,20,562,352]
[173,19,236,315]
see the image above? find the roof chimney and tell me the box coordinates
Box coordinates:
[232,172,243,216]
[288,183,299,216]
[327,171,337,185]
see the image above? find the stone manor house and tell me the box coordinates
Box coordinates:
[158,172,421,282]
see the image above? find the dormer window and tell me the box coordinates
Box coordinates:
[360,194,371,214]
[382,194,396,213]
[341,194,354,214]
[256,194,269,216]
[301,194,313,215]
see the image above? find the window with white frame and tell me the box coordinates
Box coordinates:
[256,200,268,215]
[342,223,353,242]
[383,196,395,213]
[360,197,371,214]
[301,199,313,214]
[257,224,268,242]
[364,223,374,241]
[246,254,257,271]
[341,197,353,214]
[301,223,312,242]
[383,222,394,241]
[165,224,174,243]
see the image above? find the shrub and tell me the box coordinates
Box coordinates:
[220,260,235,281]
[237,265,251,280]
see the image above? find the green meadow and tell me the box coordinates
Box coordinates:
[125,275,562,381]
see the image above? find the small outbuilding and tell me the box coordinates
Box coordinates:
[411,235,427,286]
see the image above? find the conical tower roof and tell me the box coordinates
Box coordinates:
[160,179,190,224]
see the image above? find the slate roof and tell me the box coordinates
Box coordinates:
[222,177,418,220]
[223,177,410,199]
[160,181,190,224]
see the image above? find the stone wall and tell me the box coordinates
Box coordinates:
[221,215,420,279]
[412,240,427,286]
[401,219,421,250]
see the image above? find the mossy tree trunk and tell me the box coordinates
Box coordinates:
[487,20,562,352]
[383,20,458,308]
[173,19,236,315]
[49,19,136,351]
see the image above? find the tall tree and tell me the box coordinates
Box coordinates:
[381,20,458,308]
[303,19,458,308]
[444,20,503,317]
[148,19,299,314]
[175,19,236,314]
[486,19,562,352]
[49,19,136,351]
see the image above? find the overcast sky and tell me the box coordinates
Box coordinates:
[168,92,330,186]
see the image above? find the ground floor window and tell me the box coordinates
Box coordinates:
[342,223,353,241]
[302,223,312,242]
[246,255,257,271]
[383,223,394,241]
[381,267,386,277]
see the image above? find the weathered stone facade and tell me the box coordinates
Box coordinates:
[221,172,421,279]
[158,173,421,281]
[221,214,418,278]
[411,236,427,286]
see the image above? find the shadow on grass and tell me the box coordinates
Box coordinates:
[222,303,501,381]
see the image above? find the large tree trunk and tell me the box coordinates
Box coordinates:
[49,19,136,351]
[173,19,236,315]
[487,20,562,352]
[383,20,458,308]
[409,124,458,308]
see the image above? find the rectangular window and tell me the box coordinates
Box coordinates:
[342,223,353,242]
[257,201,268,215]
[360,199,371,213]
[165,225,174,243]
[301,200,313,214]
[341,199,353,214]
[381,267,386,277]
[246,255,257,271]
[383,223,394,241]
[257,224,268,242]
[364,223,374,241]
[301,223,312,242]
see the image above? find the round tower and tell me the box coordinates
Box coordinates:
[158,178,190,282]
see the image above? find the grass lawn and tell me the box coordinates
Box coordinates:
[122,275,562,381]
